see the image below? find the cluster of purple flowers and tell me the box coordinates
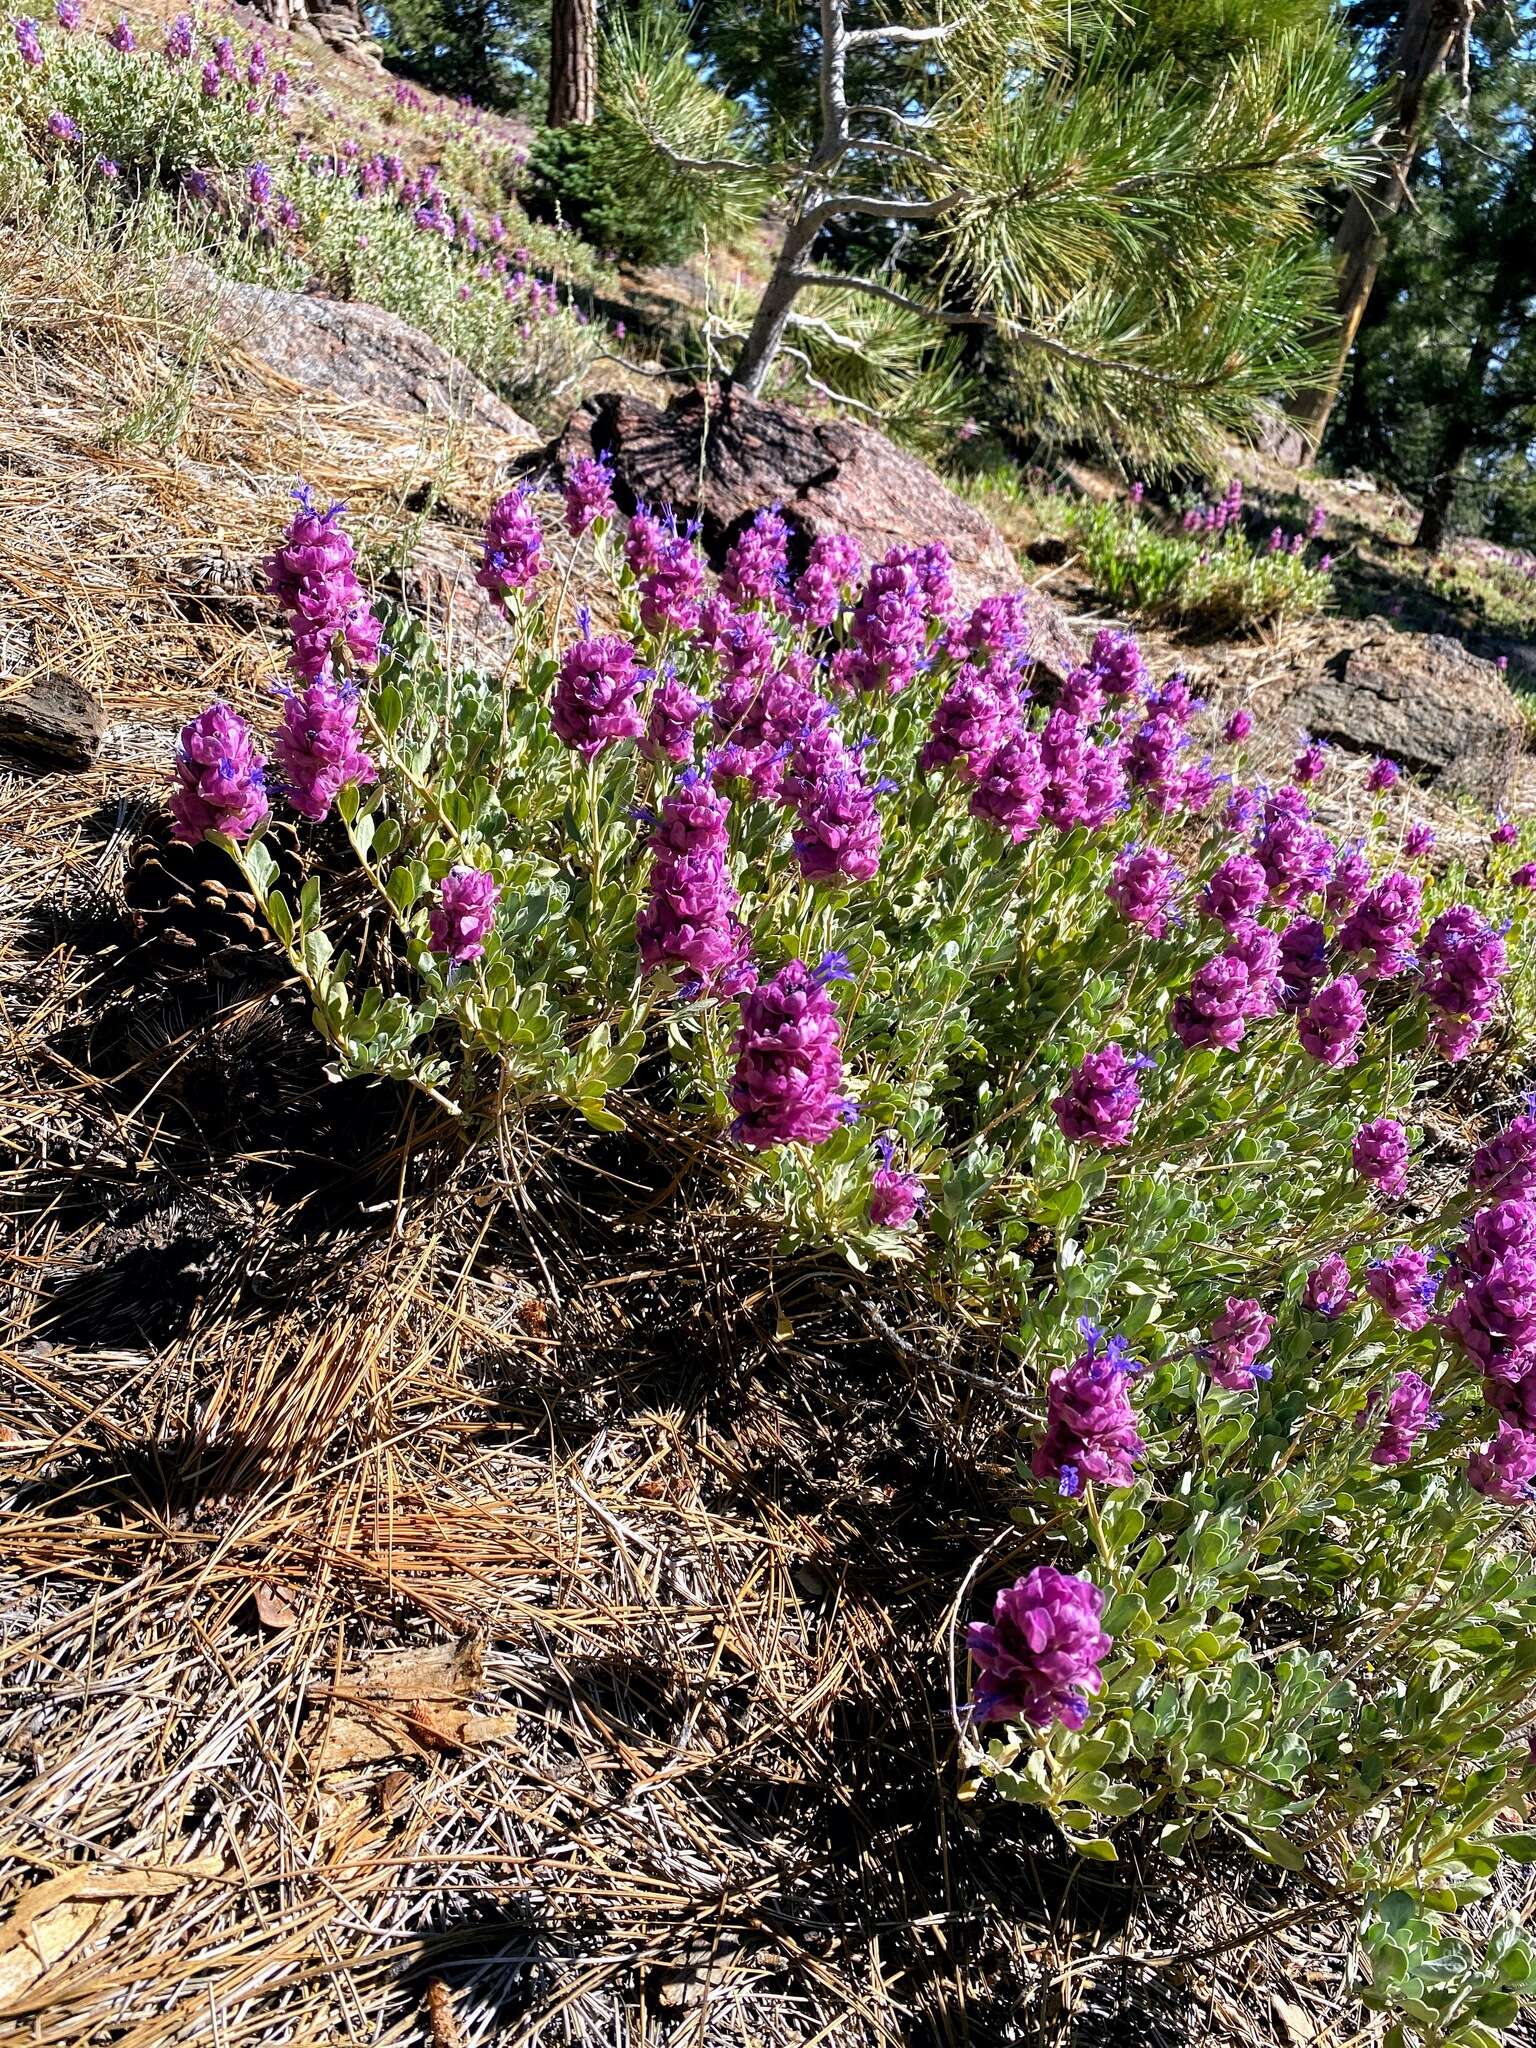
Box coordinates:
[1365,1372,1439,1466]
[720,508,791,611]
[781,723,885,886]
[791,533,862,630]
[1203,1296,1274,1391]
[562,452,616,536]
[552,633,645,759]
[169,703,269,844]
[636,774,750,992]
[1353,1118,1410,1198]
[1053,1043,1149,1148]
[729,954,853,1151]
[1420,905,1508,1062]
[967,1566,1112,1730]
[273,679,375,821]
[869,1137,925,1229]
[262,489,383,685]
[1031,1326,1144,1496]
[477,484,544,604]
[428,865,499,965]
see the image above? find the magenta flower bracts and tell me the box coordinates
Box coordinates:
[1302,1253,1353,1318]
[1031,1333,1144,1496]
[1468,1425,1536,1505]
[1107,845,1179,937]
[273,679,376,822]
[1365,1246,1439,1332]
[562,452,616,536]
[921,664,1020,783]
[967,1567,1112,1730]
[1203,1296,1274,1391]
[1053,1043,1149,1148]
[169,704,269,844]
[636,775,748,989]
[552,634,645,758]
[477,483,545,602]
[791,532,862,629]
[1297,974,1365,1067]
[428,864,499,964]
[728,954,854,1151]
[1365,1371,1438,1467]
[1354,1119,1410,1198]
[263,489,383,685]
[869,1137,925,1228]
[720,508,791,610]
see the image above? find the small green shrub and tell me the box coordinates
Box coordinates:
[525,120,705,266]
[1066,493,1333,632]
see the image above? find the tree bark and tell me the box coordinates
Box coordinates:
[1288,0,1473,459]
[548,0,597,128]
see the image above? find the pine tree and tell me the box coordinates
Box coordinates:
[1324,12,1536,550]
[602,0,1378,466]
[1288,0,1474,455]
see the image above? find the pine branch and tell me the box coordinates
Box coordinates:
[788,269,1227,388]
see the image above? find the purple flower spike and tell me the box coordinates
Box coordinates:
[1365,1246,1439,1331]
[1203,1296,1273,1391]
[1338,872,1423,981]
[729,958,852,1151]
[642,670,706,764]
[791,532,862,629]
[783,723,883,886]
[273,678,375,822]
[1172,953,1251,1051]
[1224,708,1253,744]
[477,483,544,602]
[562,452,615,537]
[15,13,43,61]
[1053,1043,1145,1149]
[637,778,749,989]
[1297,974,1365,1067]
[1302,1253,1352,1318]
[720,507,791,611]
[1107,845,1179,938]
[1365,1371,1437,1467]
[1087,628,1149,699]
[263,488,382,685]
[968,729,1046,843]
[1468,1425,1536,1505]
[870,1138,925,1229]
[967,1567,1112,1730]
[552,635,645,759]
[1365,756,1401,796]
[1353,1118,1409,1198]
[169,703,269,845]
[1031,1345,1145,1494]
[428,864,500,964]
[1198,854,1268,932]
[921,664,1020,783]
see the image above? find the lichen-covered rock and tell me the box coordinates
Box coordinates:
[546,385,1084,682]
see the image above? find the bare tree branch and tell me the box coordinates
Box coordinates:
[844,15,968,49]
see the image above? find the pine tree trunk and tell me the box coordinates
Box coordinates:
[1288,0,1473,458]
[548,0,597,128]
[732,217,821,395]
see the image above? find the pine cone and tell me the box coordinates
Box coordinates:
[125,814,303,982]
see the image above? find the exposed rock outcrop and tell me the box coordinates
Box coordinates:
[1280,625,1526,810]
